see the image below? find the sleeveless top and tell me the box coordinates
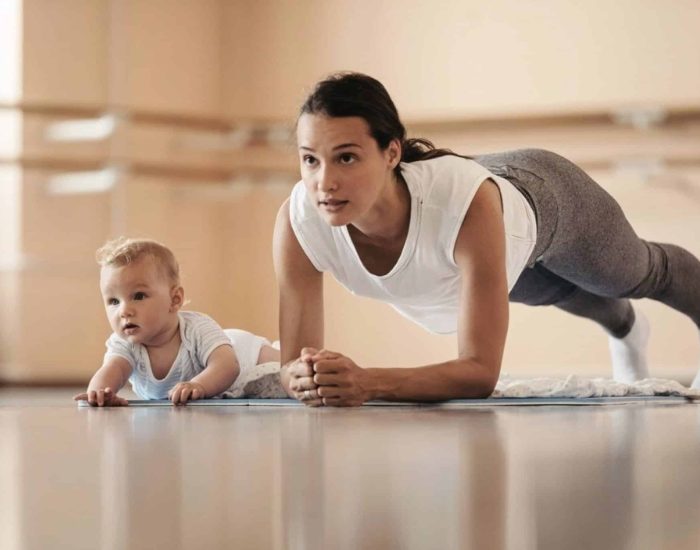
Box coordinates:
[289,155,537,334]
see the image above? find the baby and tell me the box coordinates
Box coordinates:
[74,237,279,406]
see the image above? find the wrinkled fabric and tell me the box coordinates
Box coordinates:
[493,374,700,399]
[222,362,700,401]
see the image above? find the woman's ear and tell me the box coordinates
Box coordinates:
[387,139,402,169]
[170,286,185,312]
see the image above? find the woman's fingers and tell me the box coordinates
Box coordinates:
[300,347,320,367]
[312,357,349,373]
[311,350,341,364]
[290,375,318,392]
[321,397,345,406]
[291,381,318,406]
[298,388,323,407]
[313,371,348,386]
[288,351,347,406]
[288,359,314,378]
[305,399,323,407]
[316,385,341,398]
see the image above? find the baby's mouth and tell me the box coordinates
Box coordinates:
[123,323,139,332]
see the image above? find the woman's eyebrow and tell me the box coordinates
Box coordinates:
[332,143,362,151]
[298,143,362,152]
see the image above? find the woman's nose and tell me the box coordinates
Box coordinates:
[317,166,338,193]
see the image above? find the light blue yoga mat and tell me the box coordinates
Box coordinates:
[77,396,696,408]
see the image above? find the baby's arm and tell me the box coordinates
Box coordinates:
[169,345,240,404]
[73,356,133,406]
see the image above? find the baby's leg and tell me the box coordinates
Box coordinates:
[223,329,285,398]
[257,344,281,364]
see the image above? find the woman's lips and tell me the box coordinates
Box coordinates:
[319,199,348,213]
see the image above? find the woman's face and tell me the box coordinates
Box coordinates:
[296,113,400,227]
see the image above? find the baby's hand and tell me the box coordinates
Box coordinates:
[169,382,207,405]
[73,387,129,407]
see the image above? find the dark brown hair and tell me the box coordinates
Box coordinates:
[299,72,465,176]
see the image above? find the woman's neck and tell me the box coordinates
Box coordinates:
[350,174,411,247]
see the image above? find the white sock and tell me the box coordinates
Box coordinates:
[690,366,700,389]
[608,308,650,383]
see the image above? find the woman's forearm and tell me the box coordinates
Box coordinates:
[363,359,499,402]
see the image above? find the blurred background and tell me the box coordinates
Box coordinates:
[0,0,698,385]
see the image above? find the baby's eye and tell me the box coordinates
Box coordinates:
[134,292,147,301]
[107,298,119,306]
[338,153,356,165]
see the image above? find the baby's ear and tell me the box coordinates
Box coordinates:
[170,286,185,312]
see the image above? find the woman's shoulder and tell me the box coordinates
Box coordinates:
[401,155,490,184]
[401,155,492,204]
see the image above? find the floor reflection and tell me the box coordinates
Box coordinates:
[275,409,507,550]
[3,399,700,549]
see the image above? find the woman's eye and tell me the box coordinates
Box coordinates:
[338,153,356,165]
[302,155,317,166]
[134,292,146,300]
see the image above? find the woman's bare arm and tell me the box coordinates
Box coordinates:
[272,198,325,396]
[313,179,509,403]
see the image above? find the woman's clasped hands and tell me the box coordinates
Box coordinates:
[287,347,371,407]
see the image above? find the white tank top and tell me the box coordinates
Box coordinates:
[289,155,537,334]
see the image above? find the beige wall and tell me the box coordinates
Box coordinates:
[21,0,224,115]
[0,0,22,103]
[223,0,700,119]
[1,0,699,382]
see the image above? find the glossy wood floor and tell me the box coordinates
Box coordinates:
[1,388,700,550]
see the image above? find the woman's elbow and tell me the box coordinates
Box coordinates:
[456,361,499,398]
[474,376,498,398]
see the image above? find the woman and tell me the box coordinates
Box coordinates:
[272,72,700,406]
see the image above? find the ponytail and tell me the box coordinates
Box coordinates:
[400,137,468,164]
[300,72,470,176]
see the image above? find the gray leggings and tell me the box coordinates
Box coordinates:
[474,149,700,338]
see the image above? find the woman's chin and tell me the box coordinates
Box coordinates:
[320,211,351,227]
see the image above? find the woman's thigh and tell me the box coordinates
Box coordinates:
[479,149,651,298]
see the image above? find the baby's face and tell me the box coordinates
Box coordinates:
[100,257,179,346]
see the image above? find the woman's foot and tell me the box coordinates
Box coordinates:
[608,308,650,383]
[690,369,700,389]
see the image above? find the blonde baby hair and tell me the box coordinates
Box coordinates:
[96,237,180,285]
